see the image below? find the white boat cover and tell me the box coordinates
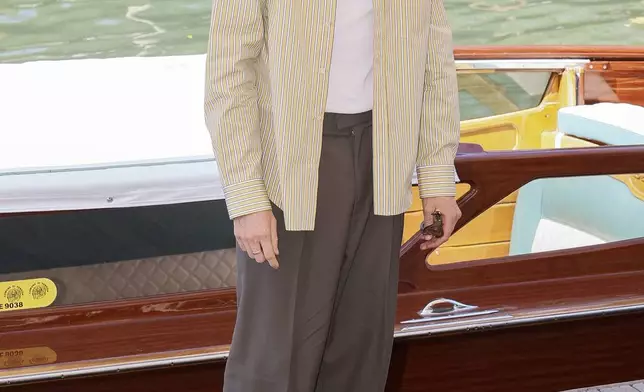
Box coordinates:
[0,55,222,213]
[0,54,428,214]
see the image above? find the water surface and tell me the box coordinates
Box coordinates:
[1,0,643,63]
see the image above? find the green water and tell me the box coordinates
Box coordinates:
[1,0,643,63]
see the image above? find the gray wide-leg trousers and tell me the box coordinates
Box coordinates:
[223,111,404,392]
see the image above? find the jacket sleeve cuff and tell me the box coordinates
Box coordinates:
[416,164,457,199]
[222,178,272,220]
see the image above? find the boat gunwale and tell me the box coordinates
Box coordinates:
[2,299,644,386]
[455,58,589,70]
[454,45,644,61]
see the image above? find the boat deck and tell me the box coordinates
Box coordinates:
[565,381,644,391]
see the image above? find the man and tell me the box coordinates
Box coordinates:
[204,0,461,390]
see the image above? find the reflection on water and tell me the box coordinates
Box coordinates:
[469,0,529,12]
[451,0,644,45]
[0,8,37,24]
[0,0,643,63]
[125,4,166,56]
[0,0,211,62]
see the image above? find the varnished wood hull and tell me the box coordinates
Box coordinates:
[7,310,644,392]
[388,311,644,392]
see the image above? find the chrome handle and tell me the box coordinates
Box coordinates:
[418,298,478,317]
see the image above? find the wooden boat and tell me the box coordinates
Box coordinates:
[1,46,644,392]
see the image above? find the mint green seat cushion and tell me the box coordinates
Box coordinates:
[509,103,644,255]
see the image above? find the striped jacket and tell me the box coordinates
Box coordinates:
[204,0,460,231]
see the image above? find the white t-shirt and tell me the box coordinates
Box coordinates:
[325,0,374,114]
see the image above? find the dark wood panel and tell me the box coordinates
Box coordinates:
[1,312,235,365]
[387,311,644,392]
[3,361,225,392]
[0,289,237,333]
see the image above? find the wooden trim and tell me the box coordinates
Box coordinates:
[454,46,644,61]
[587,60,644,72]
[584,60,644,106]
[400,144,644,292]
[0,288,237,333]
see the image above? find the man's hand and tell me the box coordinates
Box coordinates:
[234,211,280,269]
[420,196,461,251]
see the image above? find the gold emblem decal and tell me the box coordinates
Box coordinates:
[0,278,57,312]
[4,285,23,303]
[0,347,57,370]
[29,281,49,300]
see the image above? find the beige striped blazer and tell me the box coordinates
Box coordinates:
[204,0,460,231]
